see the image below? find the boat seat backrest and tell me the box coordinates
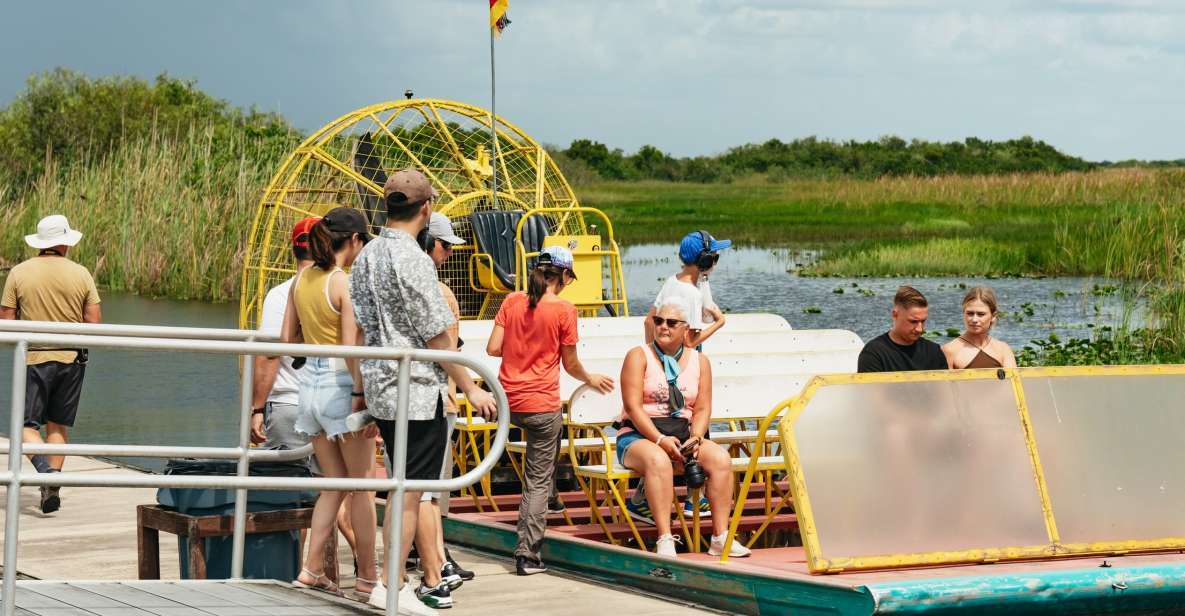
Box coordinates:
[457,312,794,342]
[468,210,551,289]
[568,372,819,426]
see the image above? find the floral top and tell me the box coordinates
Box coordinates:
[349,227,455,421]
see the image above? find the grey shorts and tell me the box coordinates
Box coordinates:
[263,401,318,475]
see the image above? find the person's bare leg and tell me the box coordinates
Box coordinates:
[624,441,675,537]
[22,426,45,468]
[44,423,68,471]
[406,491,442,587]
[337,496,358,567]
[339,433,378,593]
[697,441,734,536]
[298,436,347,585]
[415,500,447,570]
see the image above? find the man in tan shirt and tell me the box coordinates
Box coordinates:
[0,215,101,513]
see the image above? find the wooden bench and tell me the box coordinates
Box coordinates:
[136,504,336,582]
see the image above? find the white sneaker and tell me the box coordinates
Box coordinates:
[708,533,751,558]
[396,583,439,615]
[346,411,375,433]
[655,533,680,558]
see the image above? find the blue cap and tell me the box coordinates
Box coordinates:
[537,245,577,279]
[678,231,732,265]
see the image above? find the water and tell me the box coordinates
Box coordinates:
[0,250,1130,471]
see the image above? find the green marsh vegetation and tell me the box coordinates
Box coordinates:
[2,69,1182,364]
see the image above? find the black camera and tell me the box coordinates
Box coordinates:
[683,455,706,489]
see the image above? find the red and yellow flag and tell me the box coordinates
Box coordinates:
[490,0,510,35]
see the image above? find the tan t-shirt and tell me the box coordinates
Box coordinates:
[1,255,101,365]
[439,282,460,413]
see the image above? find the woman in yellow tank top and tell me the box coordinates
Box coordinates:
[281,207,379,598]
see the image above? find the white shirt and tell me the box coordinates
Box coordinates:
[653,275,718,330]
[260,277,301,406]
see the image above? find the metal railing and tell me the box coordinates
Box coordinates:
[0,322,510,616]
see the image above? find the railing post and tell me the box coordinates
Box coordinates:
[385,357,412,616]
[3,342,28,616]
[230,344,255,580]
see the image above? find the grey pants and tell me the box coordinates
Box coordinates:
[511,410,563,560]
[263,401,317,475]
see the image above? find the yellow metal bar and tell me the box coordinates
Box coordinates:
[424,101,485,190]
[1010,370,1061,545]
[367,113,458,201]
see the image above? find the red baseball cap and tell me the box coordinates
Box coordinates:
[291,217,321,248]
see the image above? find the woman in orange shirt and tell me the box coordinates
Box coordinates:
[486,246,614,576]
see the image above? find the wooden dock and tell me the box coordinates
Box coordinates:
[0,439,718,615]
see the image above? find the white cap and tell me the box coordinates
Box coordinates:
[427,213,464,245]
[25,215,83,249]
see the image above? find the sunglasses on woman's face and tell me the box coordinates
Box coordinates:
[651,316,686,328]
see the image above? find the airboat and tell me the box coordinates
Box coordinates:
[239,99,1185,615]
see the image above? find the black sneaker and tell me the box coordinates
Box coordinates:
[440,562,465,590]
[415,579,453,609]
[546,496,566,514]
[515,555,547,576]
[39,486,60,514]
[445,549,475,581]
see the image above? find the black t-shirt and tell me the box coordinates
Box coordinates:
[857,333,948,373]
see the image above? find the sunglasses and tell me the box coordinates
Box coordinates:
[650,316,686,328]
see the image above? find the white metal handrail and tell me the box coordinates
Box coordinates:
[0,325,510,616]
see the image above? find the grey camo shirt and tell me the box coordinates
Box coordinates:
[350,227,454,421]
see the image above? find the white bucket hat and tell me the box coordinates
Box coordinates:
[25,215,83,249]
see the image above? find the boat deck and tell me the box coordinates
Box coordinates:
[5,580,373,615]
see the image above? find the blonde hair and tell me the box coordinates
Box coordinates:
[962,286,999,314]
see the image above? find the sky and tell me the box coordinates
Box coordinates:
[1,0,1183,161]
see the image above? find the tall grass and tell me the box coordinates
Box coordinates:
[0,129,276,301]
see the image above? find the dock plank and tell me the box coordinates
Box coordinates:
[25,584,128,609]
[69,583,186,609]
[122,582,238,608]
[84,609,159,616]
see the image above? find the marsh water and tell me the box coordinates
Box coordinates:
[0,245,1132,471]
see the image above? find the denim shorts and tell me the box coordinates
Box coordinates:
[616,430,645,466]
[295,357,353,440]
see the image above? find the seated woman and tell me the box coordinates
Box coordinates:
[615,297,751,558]
[942,286,1017,369]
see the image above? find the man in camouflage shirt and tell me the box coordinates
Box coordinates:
[349,168,496,610]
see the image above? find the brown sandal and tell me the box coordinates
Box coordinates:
[292,568,343,596]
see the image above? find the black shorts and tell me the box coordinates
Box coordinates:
[376,396,447,482]
[24,361,86,429]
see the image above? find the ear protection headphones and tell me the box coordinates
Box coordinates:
[416,227,436,253]
[694,230,719,270]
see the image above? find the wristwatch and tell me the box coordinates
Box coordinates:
[251,407,266,415]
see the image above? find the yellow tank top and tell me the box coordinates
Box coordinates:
[293,266,342,345]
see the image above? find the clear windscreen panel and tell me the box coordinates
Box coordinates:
[1023,373,1185,544]
[794,377,1049,560]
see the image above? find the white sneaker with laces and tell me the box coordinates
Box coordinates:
[377,583,438,615]
[655,533,680,558]
[708,533,752,558]
[346,411,375,433]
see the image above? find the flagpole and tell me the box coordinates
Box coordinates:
[489,25,500,212]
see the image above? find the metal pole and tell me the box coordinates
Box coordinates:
[489,26,500,211]
[3,342,28,616]
[385,358,412,615]
[230,346,255,580]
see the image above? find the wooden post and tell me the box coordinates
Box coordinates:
[136,506,160,580]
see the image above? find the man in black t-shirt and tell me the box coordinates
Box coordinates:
[858,285,949,372]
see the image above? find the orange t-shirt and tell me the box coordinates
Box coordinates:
[494,292,578,413]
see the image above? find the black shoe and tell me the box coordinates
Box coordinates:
[515,555,547,576]
[415,578,453,609]
[39,486,60,514]
[444,549,475,581]
[440,562,465,590]
[406,545,421,572]
[546,496,566,514]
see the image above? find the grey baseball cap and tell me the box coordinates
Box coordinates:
[427,212,464,245]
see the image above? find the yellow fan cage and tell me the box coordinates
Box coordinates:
[238,99,624,330]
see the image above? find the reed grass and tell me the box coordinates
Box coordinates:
[0,129,277,301]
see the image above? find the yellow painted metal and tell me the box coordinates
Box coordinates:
[239,99,598,329]
[542,235,603,306]
[763,365,1185,575]
[514,207,629,317]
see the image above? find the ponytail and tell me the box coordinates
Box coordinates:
[308,220,353,270]
[526,265,562,308]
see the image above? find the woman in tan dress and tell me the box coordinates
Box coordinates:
[942,286,1017,369]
